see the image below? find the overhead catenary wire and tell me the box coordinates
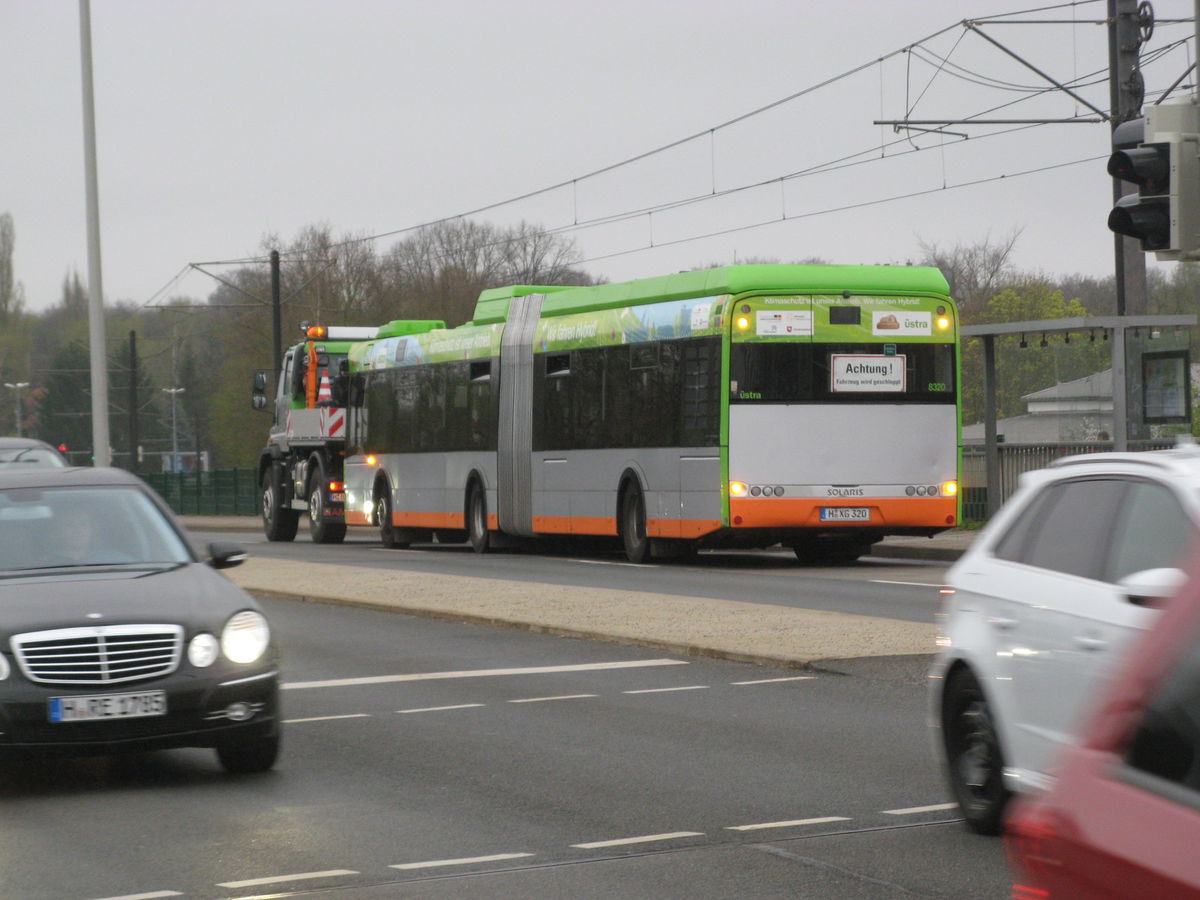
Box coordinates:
[158,0,1190,304]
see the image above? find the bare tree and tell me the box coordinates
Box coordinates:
[918,230,1023,320]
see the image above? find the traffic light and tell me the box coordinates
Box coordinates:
[1107,98,1200,260]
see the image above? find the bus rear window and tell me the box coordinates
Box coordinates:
[730,343,955,403]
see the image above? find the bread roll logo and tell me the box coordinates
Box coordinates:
[876,314,901,330]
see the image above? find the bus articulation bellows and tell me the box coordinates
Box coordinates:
[342,264,960,563]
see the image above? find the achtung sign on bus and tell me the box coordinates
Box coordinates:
[831,354,907,392]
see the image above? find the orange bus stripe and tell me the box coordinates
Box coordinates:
[728,496,956,528]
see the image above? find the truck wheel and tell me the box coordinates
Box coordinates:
[262,466,298,542]
[620,482,650,564]
[376,490,409,549]
[467,481,492,553]
[307,471,346,544]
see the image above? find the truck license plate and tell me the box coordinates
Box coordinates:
[820,507,870,522]
[49,691,167,723]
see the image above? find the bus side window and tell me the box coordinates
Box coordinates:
[546,353,571,377]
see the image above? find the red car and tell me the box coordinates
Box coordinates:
[1005,559,1200,899]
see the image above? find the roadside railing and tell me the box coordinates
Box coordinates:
[961,441,1174,523]
[140,441,1180,523]
[143,469,259,517]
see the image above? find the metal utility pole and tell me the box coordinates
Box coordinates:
[4,382,29,437]
[271,250,283,385]
[162,387,185,473]
[1109,0,1149,316]
[128,330,139,473]
[79,0,111,466]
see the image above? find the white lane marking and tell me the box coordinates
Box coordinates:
[397,704,485,714]
[882,803,958,815]
[731,676,815,685]
[283,713,371,724]
[622,685,708,694]
[508,694,598,703]
[568,559,653,567]
[726,817,851,831]
[572,831,704,849]
[217,869,358,888]
[88,893,183,900]
[390,852,535,870]
[284,658,688,690]
[870,579,944,588]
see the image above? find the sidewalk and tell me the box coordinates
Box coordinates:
[183,516,975,670]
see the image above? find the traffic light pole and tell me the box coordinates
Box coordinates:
[1109,0,1148,317]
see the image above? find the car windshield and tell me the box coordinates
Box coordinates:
[0,447,66,468]
[0,485,192,572]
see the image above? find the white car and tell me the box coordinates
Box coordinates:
[930,442,1200,834]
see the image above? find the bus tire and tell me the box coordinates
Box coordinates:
[307,469,346,544]
[467,481,492,554]
[262,465,298,543]
[620,482,650,564]
[376,489,409,549]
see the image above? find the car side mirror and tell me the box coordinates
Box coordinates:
[1118,567,1187,607]
[208,541,248,570]
[252,370,268,394]
[251,394,267,411]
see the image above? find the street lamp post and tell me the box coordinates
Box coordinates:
[3,382,30,437]
[161,387,185,473]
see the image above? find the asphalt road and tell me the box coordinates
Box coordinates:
[0,551,1010,900]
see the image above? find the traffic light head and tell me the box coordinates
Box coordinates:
[1107,99,1200,260]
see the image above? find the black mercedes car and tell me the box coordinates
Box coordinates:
[0,467,280,772]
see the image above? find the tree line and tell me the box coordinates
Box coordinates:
[1,213,1196,471]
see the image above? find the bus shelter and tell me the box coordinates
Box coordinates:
[963,314,1197,518]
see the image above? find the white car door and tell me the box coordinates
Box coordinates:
[993,477,1127,778]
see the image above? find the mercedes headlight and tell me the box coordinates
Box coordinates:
[222,611,270,664]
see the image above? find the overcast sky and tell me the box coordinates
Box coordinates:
[3,0,1197,313]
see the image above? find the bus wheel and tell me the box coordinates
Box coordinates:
[307,471,346,544]
[620,483,650,564]
[467,482,492,553]
[262,466,298,542]
[376,490,409,549]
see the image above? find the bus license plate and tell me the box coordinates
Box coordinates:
[820,507,870,522]
[49,691,167,723]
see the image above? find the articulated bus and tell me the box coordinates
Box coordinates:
[342,264,960,563]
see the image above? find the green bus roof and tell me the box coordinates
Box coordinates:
[470,265,951,324]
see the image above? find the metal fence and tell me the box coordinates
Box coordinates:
[141,443,1180,523]
[961,441,1175,522]
[143,469,259,517]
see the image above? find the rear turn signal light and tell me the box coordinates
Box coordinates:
[365,455,378,466]
[729,481,748,497]
[328,481,344,492]
[936,316,952,331]
[942,481,958,496]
